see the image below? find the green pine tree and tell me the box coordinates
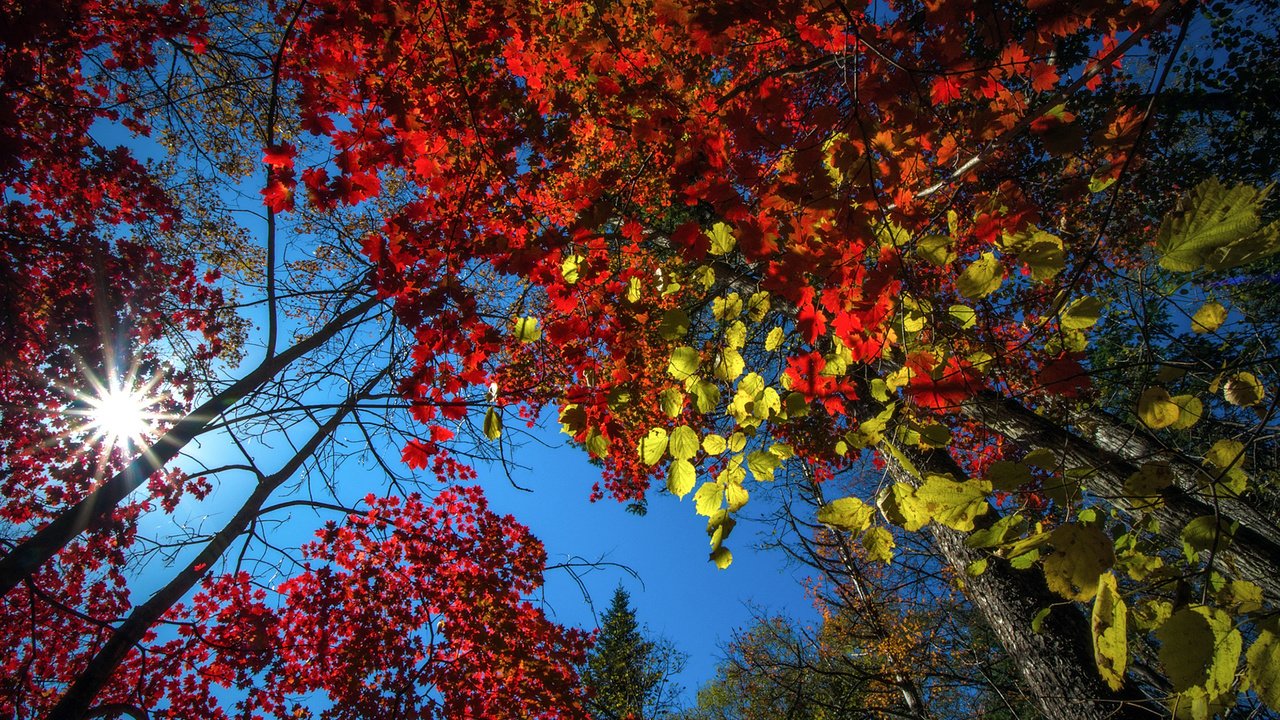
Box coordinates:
[581,586,686,720]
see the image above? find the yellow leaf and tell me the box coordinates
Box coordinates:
[765,326,784,351]
[913,474,990,531]
[702,433,727,456]
[1245,621,1280,712]
[513,317,541,342]
[561,254,582,284]
[669,425,700,461]
[668,459,696,498]
[1191,302,1227,333]
[1061,296,1104,329]
[861,526,895,564]
[694,481,722,517]
[710,546,733,569]
[668,346,701,380]
[483,407,503,440]
[1044,524,1115,601]
[708,222,736,256]
[1092,572,1128,691]
[817,496,874,532]
[956,252,1004,299]
[637,427,669,466]
[1169,395,1204,430]
[1223,371,1264,407]
[1138,387,1181,429]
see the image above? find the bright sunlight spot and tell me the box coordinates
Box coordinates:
[87,383,156,450]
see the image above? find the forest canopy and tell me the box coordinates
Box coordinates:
[2,0,1280,718]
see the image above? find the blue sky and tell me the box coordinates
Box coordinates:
[478,423,821,705]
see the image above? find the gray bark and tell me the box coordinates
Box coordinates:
[964,391,1280,603]
[883,446,1162,720]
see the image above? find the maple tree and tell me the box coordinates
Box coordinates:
[6,0,1280,718]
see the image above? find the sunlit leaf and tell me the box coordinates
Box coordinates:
[483,407,503,440]
[668,459,695,498]
[1092,572,1128,691]
[817,496,874,533]
[669,425,700,461]
[1191,302,1227,333]
[1043,523,1114,601]
[638,427,669,466]
[956,252,1003,299]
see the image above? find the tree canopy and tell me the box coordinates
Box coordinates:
[3,0,1280,718]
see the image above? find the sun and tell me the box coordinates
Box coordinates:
[74,369,168,452]
[88,384,154,449]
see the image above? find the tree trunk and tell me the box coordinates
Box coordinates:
[883,445,1161,720]
[44,370,382,720]
[965,391,1280,602]
[0,296,380,600]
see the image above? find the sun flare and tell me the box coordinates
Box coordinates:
[89,386,153,448]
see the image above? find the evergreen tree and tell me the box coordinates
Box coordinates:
[581,586,686,720]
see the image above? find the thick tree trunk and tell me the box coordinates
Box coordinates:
[0,296,380,600]
[883,445,1161,720]
[965,391,1280,602]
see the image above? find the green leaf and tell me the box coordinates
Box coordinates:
[668,459,696,498]
[966,513,1026,549]
[1156,178,1280,272]
[659,388,684,418]
[1181,515,1235,556]
[659,308,691,339]
[817,496,874,532]
[669,425,700,461]
[694,481,723,517]
[637,427,669,466]
[483,407,503,440]
[708,222,736,255]
[668,346,701,380]
[1138,387,1181,429]
[1061,296,1103,329]
[513,316,541,342]
[1191,302,1227,333]
[1043,524,1115,601]
[1245,621,1280,712]
[956,252,1003,299]
[1092,572,1128,691]
[914,474,990,532]
[985,461,1032,492]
